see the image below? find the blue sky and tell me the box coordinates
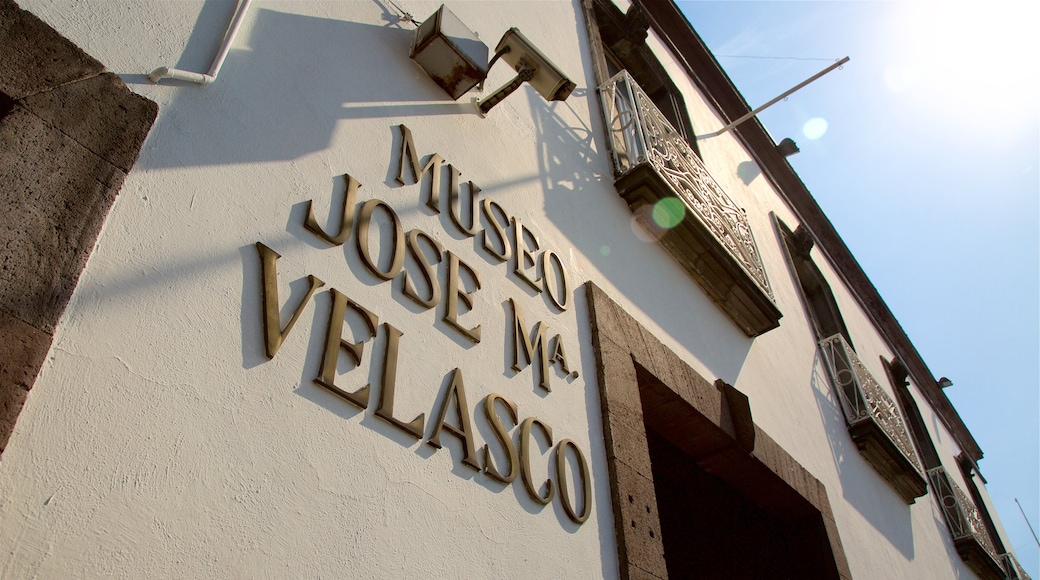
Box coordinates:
[678,1,1039,574]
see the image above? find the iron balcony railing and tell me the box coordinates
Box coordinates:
[818,334,922,473]
[599,70,773,302]
[1001,552,1032,580]
[927,466,1000,563]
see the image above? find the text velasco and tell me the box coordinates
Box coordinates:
[252,125,591,525]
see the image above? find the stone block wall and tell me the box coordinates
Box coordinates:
[0,0,157,454]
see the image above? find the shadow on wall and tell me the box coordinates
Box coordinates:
[528,66,754,384]
[809,350,916,560]
[134,6,476,171]
[134,1,755,382]
[737,160,760,185]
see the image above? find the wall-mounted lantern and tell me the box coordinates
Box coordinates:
[410,5,490,100]
[410,5,575,116]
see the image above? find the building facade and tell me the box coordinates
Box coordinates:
[0,0,1029,577]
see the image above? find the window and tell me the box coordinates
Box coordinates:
[924,451,1009,579]
[884,358,941,470]
[778,220,851,346]
[957,456,1007,554]
[777,217,926,503]
[591,0,700,158]
[581,0,781,337]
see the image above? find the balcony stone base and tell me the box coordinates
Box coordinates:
[954,536,1006,580]
[616,163,782,337]
[848,419,927,504]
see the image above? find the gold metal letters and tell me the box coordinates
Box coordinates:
[374,323,426,439]
[510,298,550,391]
[444,251,482,343]
[549,335,571,375]
[555,439,592,524]
[448,165,480,237]
[511,217,543,293]
[357,199,405,280]
[427,368,481,470]
[304,174,359,246]
[396,124,571,313]
[251,126,592,527]
[519,416,555,506]
[482,393,520,484]
[316,288,379,408]
[396,124,445,213]
[402,229,443,309]
[480,198,512,262]
[256,242,325,359]
[543,250,570,311]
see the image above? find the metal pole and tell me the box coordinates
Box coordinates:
[1015,497,1040,547]
[704,56,850,138]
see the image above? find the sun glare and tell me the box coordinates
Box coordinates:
[885,2,1038,120]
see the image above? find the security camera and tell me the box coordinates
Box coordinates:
[476,28,576,115]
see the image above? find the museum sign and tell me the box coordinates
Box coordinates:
[252,125,591,525]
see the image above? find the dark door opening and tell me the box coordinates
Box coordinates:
[647,428,838,579]
[584,283,849,580]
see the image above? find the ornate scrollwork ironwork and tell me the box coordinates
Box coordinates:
[600,71,773,300]
[819,334,922,472]
[927,466,1001,563]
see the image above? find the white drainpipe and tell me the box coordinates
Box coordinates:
[148,0,253,85]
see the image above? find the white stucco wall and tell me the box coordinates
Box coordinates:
[2,2,621,577]
[0,0,1009,578]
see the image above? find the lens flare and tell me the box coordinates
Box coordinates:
[630,205,665,242]
[803,117,828,140]
[652,197,685,229]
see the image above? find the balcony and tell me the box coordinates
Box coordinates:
[599,71,781,337]
[927,466,1007,580]
[1001,552,1032,580]
[818,334,927,503]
